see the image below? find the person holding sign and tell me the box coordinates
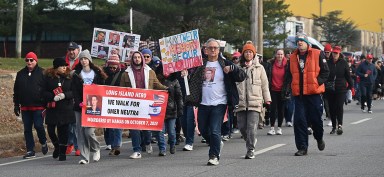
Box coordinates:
[72,49,107,164]
[186,38,246,166]
[120,51,168,159]
[43,57,75,161]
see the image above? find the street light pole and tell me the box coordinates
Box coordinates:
[319,0,323,17]
[16,0,23,58]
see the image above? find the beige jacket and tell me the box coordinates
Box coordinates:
[235,60,271,113]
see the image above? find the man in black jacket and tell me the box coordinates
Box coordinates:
[13,52,48,159]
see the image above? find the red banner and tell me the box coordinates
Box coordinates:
[82,85,168,131]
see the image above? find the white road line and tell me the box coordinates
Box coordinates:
[0,140,132,167]
[351,118,372,125]
[241,144,286,158]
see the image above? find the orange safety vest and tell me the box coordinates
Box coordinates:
[290,47,325,96]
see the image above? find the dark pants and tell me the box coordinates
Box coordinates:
[270,91,284,127]
[360,83,373,110]
[180,106,195,145]
[47,124,69,146]
[175,117,182,139]
[327,92,346,128]
[284,98,294,123]
[293,95,324,150]
[21,110,47,152]
[221,107,230,136]
[198,104,226,158]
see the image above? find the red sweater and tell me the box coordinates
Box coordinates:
[271,58,287,91]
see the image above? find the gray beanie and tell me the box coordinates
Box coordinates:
[79,49,92,63]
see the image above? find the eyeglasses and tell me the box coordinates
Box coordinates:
[206,46,219,51]
[232,57,239,60]
[332,52,339,54]
[108,66,117,70]
[25,59,34,63]
[143,56,151,58]
[324,52,330,54]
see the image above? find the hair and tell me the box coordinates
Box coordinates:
[205,38,220,47]
[74,62,108,80]
[44,67,71,79]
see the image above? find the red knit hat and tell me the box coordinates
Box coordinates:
[324,44,332,52]
[25,52,38,62]
[242,41,256,55]
[107,54,120,66]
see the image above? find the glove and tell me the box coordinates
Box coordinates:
[14,106,20,117]
[54,95,61,102]
[166,87,171,93]
[57,93,65,100]
[79,102,84,107]
[263,102,271,110]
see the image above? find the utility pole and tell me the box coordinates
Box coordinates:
[251,0,258,49]
[381,18,383,54]
[319,0,323,17]
[16,0,23,58]
[257,0,263,55]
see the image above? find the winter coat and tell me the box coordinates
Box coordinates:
[356,60,377,85]
[43,68,75,125]
[186,56,247,107]
[104,67,124,86]
[326,58,354,93]
[13,65,46,107]
[235,60,271,113]
[157,73,183,119]
[120,65,167,90]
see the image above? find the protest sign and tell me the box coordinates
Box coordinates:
[159,29,203,76]
[91,27,140,62]
[82,84,168,131]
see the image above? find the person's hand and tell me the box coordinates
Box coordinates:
[181,70,188,77]
[54,95,61,102]
[223,65,235,74]
[14,106,20,117]
[79,102,84,107]
[57,93,65,100]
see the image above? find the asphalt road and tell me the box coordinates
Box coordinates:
[1,99,383,177]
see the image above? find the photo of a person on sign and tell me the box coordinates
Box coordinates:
[86,95,101,115]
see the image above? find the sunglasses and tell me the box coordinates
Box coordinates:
[108,66,117,70]
[25,59,34,62]
[143,56,151,58]
[324,52,330,54]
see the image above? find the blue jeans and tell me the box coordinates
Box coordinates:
[130,130,152,152]
[152,129,166,152]
[112,129,122,148]
[180,106,195,145]
[104,128,114,146]
[164,118,177,146]
[198,104,226,158]
[359,83,373,110]
[284,98,295,123]
[293,95,324,150]
[67,122,78,149]
[21,110,47,152]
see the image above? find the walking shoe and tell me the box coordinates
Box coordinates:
[317,139,325,151]
[129,152,142,159]
[232,128,240,134]
[361,108,367,113]
[109,149,115,155]
[93,150,100,162]
[258,123,264,129]
[65,144,74,155]
[276,127,283,135]
[222,135,230,141]
[327,121,332,127]
[23,151,36,159]
[159,151,166,156]
[267,127,275,135]
[75,149,81,156]
[336,126,343,135]
[294,149,307,156]
[245,150,255,159]
[105,145,112,150]
[207,155,219,166]
[114,148,121,156]
[41,143,48,155]
[78,159,89,164]
[330,128,336,134]
[201,138,206,143]
[307,127,313,135]
[183,144,193,151]
[170,146,176,154]
[368,109,372,114]
[151,137,157,144]
[146,144,153,154]
[286,122,293,127]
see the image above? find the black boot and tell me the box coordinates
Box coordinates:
[52,142,59,159]
[59,145,67,161]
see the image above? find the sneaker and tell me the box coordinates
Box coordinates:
[159,151,166,156]
[327,121,332,127]
[337,126,343,135]
[78,159,89,164]
[267,127,275,135]
[207,155,219,166]
[146,144,153,154]
[170,146,176,154]
[307,127,313,135]
[222,135,230,141]
[201,138,206,143]
[41,143,48,155]
[317,139,325,151]
[183,144,193,151]
[93,150,100,162]
[105,145,112,150]
[362,108,367,113]
[286,122,293,127]
[368,109,372,114]
[258,123,264,129]
[294,149,307,156]
[129,152,142,159]
[114,148,121,156]
[65,144,74,155]
[330,128,336,134]
[75,149,81,156]
[232,128,240,134]
[23,151,36,159]
[276,127,282,135]
[245,150,255,159]
[109,149,115,155]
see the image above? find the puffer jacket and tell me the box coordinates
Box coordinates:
[235,59,271,113]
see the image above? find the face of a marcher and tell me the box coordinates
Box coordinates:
[143,54,151,64]
[68,48,79,60]
[80,57,90,67]
[297,40,308,51]
[275,50,284,60]
[133,53,142,66]
[108,64,118,73]
[206,41,220,59]
[57,66,67,74]
[244,50,254,61]
[325,51,331,59]
[332,52,340,60]
[25,58,37,69]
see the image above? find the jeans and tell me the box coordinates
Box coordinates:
[130,130,151,152]
[164,118,177,146]
[360,83,373,110]
[152,129,166,152]
[284,98,294,123]
[67,122,78,149]
[104,128,114,146]
[198,104,226,158]
[237,111,259,151]
[112,129,122,148]
[180,106,195,145]
[293,95,324,150]
[21,110,47,152]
